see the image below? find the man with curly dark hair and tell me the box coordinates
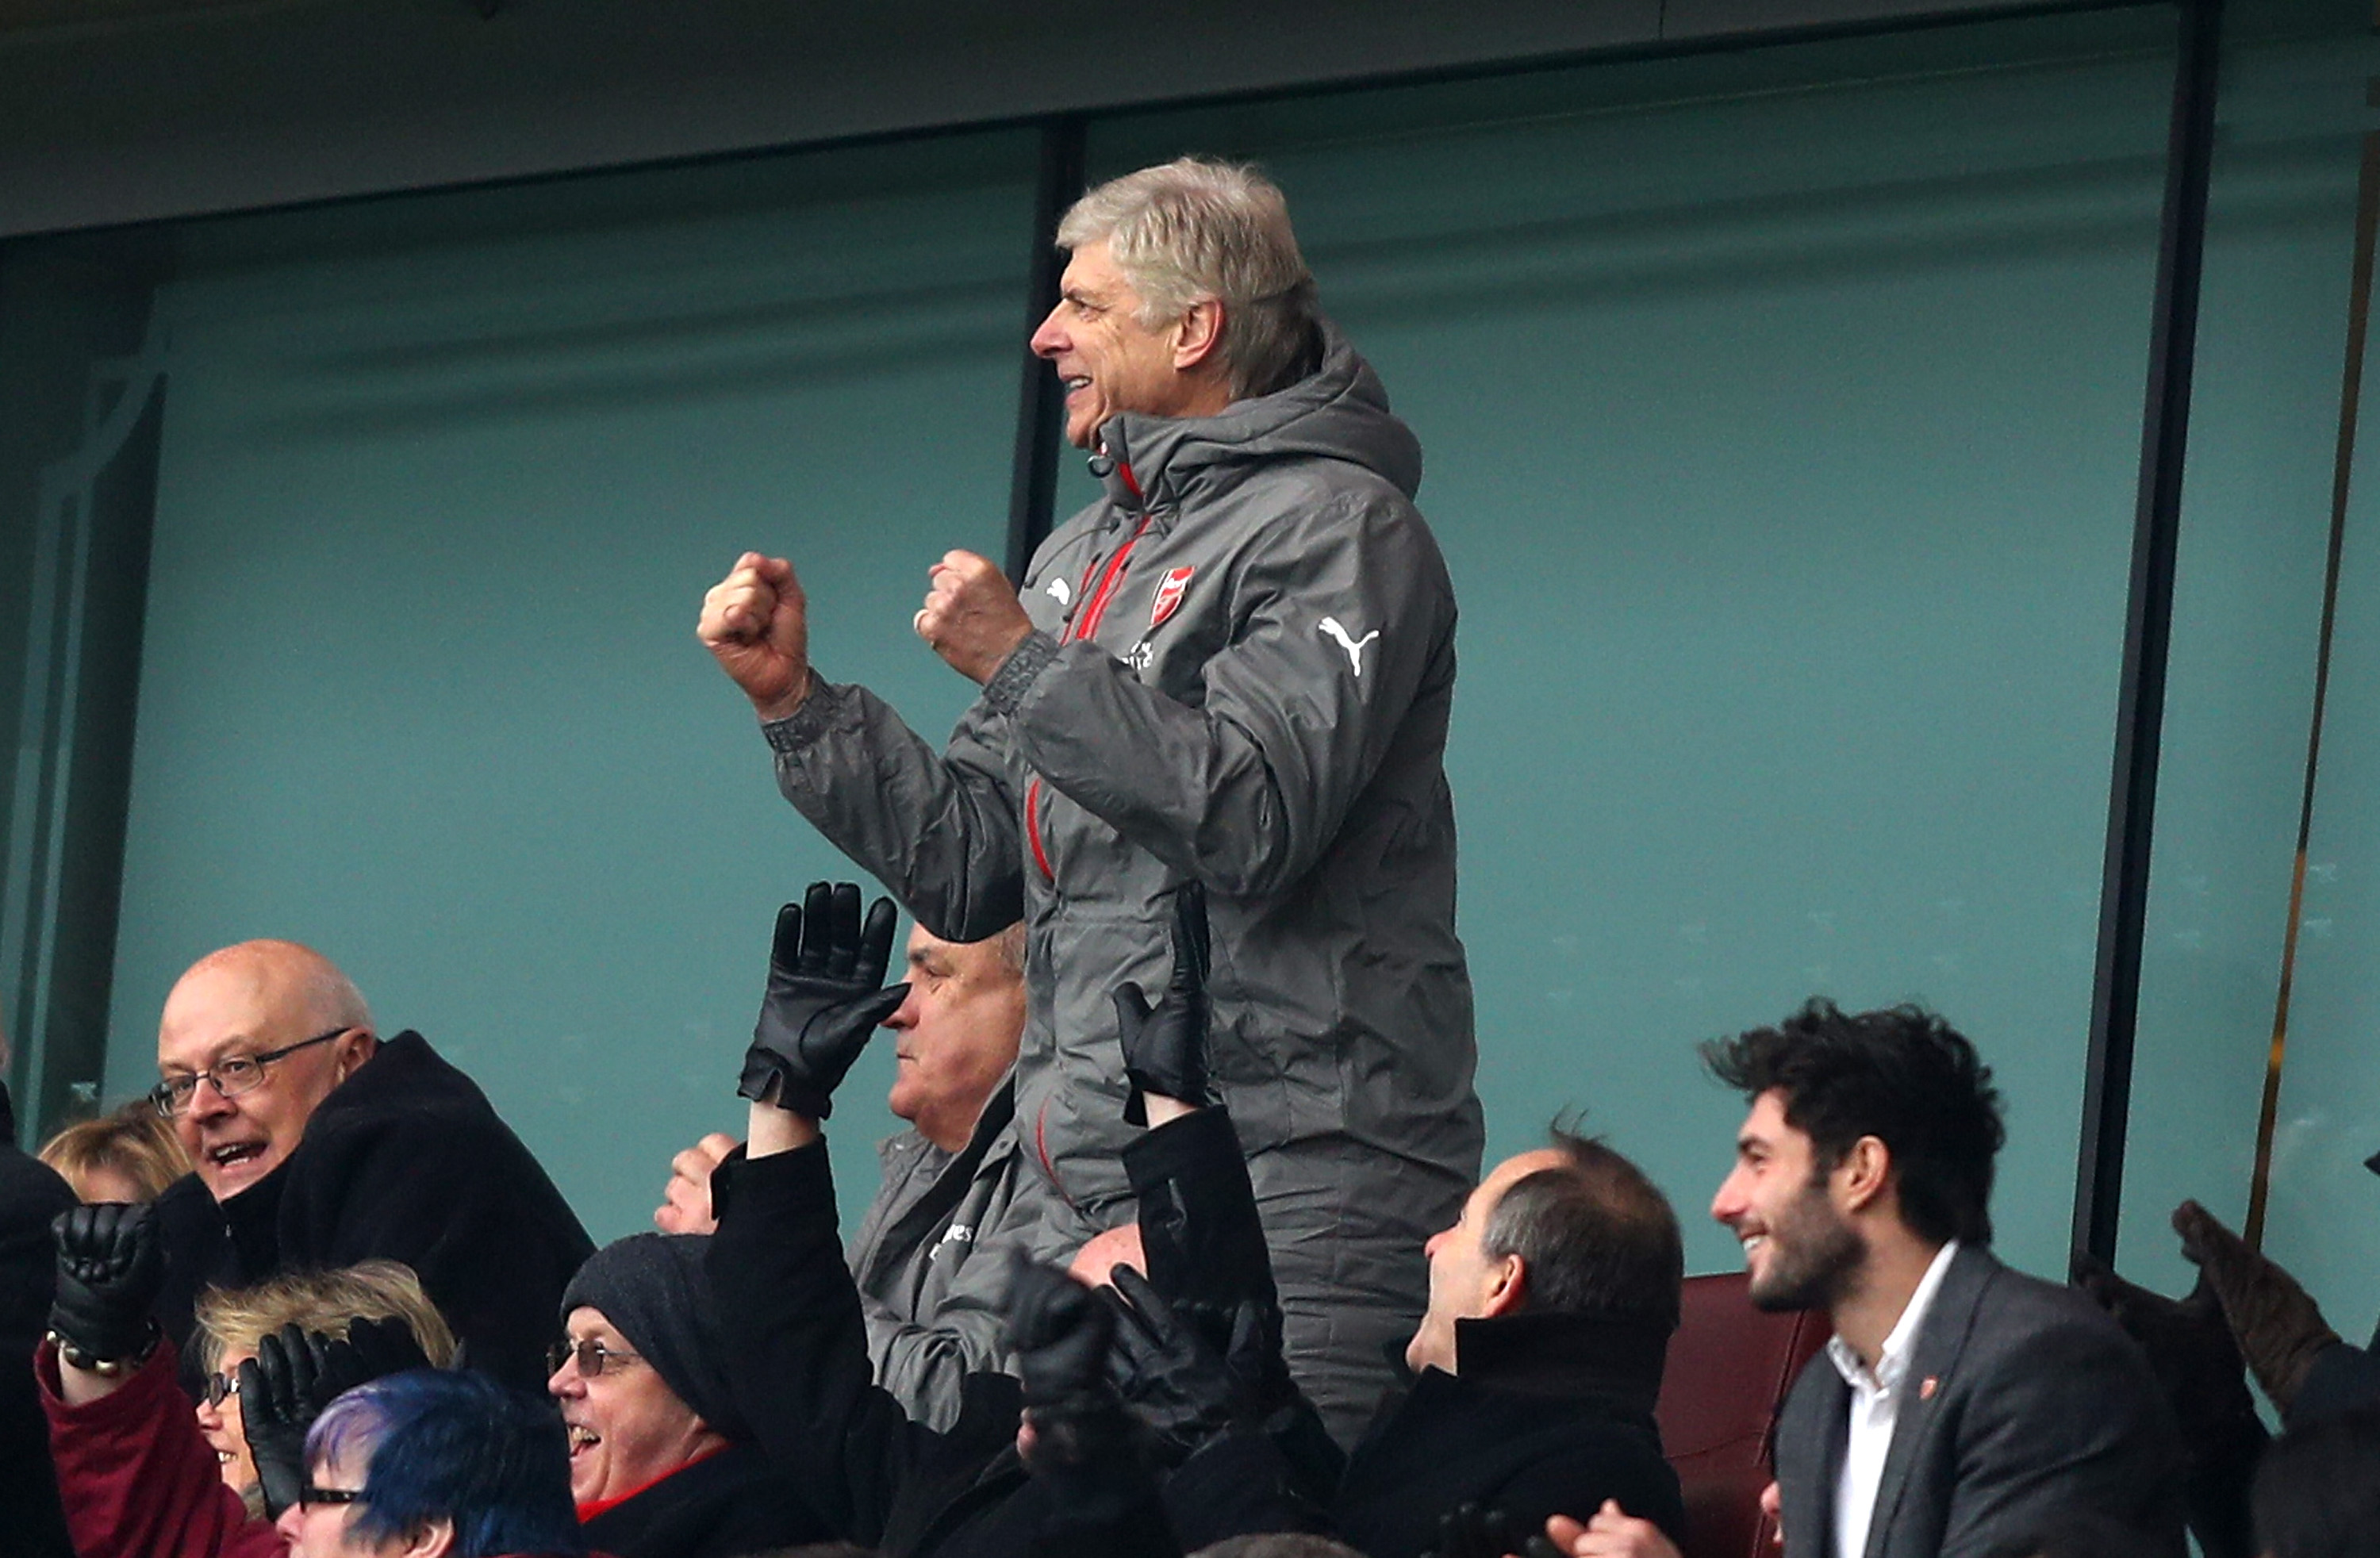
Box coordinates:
[1705,1000,2182,1558]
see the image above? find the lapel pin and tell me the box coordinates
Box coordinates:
[1919,1376,1939,1401]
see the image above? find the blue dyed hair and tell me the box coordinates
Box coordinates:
[305,1369,584,1558]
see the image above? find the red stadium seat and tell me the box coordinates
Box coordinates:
[1656,1271,1831,1558]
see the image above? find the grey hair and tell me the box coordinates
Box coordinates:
[1480,1128,1683,1330]
[1056,158,1323,401]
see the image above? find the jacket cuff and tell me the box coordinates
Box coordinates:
[1119,1107,1243,1201]
[716,1140,842,1244]
[760,677,844,756]
[37,1334,182,1422]
[982,631,1061,717]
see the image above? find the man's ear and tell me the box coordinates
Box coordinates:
[395,1516,455,1558]
[1480,1253,1528,1319]
[333,1029,380,1083]
[1834,1135,1893,1216]
[1171,297,1226,372]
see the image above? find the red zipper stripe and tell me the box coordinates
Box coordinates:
[1069,517,1150,645]
[1025,777,1054,882]
[1029,477,1151,894]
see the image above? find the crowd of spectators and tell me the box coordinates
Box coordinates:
[2,155,2372,1558]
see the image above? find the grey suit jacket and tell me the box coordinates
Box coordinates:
[1774,1245,2185,1558]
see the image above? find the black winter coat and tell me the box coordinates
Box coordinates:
[581,1442,826,1558]
[706,1139,1316,1558]
[1334,1311,1687,1558]
[1118,1103,1683,1558]
[152,1031,593,1392]
[0,1083,77,1558]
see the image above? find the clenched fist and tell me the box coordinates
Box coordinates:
[699,551,812,720]
[916,551,1035,685]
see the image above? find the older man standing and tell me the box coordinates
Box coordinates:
[146,938,591,1391]
[698,157,1481,1444]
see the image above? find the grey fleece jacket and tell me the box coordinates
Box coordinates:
[846,1075,1042,1431]
[765,325,1484,1225]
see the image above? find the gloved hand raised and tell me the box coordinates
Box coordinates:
[2174,1199,2341,1418]
[1113,881,1212,1124]
[48,1203,163,1368]
[739,881,908,1118]
[242,1316,434,1520]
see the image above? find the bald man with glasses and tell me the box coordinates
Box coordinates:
[145,939,592,1393]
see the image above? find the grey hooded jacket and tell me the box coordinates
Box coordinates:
[765,324,1484,1233]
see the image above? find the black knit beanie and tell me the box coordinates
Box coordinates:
[560,1234,748,1441]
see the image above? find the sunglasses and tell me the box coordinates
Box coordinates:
[205,1371,240,1408]
[547,1337,643,1379]
[298,1486,366,1510]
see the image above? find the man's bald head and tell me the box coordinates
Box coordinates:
[158,940,379,1202]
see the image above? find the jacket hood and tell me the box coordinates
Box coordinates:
[1096,320,1422,512]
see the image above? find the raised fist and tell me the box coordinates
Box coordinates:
[48,1203,163,1366]
[915,551,1035,685]
[1113,881,1213,1123]
[738,881,909,1119]
[698,551,812,719]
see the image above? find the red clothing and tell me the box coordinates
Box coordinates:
[38,1334,286,1558]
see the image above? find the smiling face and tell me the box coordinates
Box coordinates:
[883,926,1025,1153]
[194,1347,255,1491]
[1028,240,1222,449]
[548,1307,718,1508]
[156,946,374,1201]
[1404,1148,1564,1377]
[1711,1089,1865,1313]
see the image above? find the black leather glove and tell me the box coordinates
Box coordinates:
[1113,881,1211,1125]
[739,881,908,1118]
[48,1203,163,1368]
[242,1317,434,1520]
[2175,1199,2340,1417]
[1422,1502,1564,1558]
[1102,1266,1238,1464]
[1010,1253,1116,1419]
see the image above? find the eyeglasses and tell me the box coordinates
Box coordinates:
[547,1337,643,1379]
[205,1371,240,1408]
[151,1028,351,1118]
[298,1486,367,1510]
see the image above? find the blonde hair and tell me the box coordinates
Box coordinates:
[192,1260,458,1375]
[1058,158,1322,399]
[39,1102,192,1203]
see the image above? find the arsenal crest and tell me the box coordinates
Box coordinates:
[1148,566,1196,629]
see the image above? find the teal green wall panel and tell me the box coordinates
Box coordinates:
[1092,13,2175,1280]
[2120,21,2378,1291]
[2254,21,2380,1335]
[103,134,1040,1241]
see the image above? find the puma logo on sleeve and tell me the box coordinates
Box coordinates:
[1319,616,1381,677]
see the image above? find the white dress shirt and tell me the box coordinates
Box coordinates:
[1828,1241,1960,1558]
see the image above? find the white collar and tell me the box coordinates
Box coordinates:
[1826,1240,1960,1393]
